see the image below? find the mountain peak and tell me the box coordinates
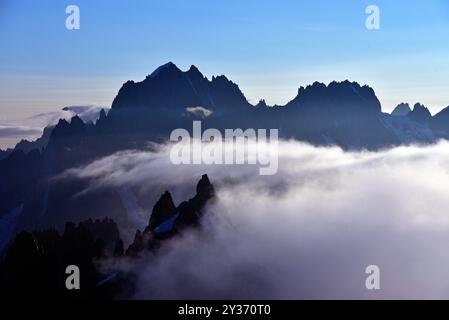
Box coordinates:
[413,102,427,111]
[196,174,215,199]
[187,64,201,73]
[111,61,251,111]
[297,80,365,95]
[409,103,432,123]
[391,103,411,116]
[186,64,204,80]
[149,61,180,78]
[70,115,85,126]
[148,191,176,230]
[289,80,381,114]
[255,99,268,108]
[99,108,107,121]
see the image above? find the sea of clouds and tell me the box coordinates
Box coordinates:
[65,139,449,299]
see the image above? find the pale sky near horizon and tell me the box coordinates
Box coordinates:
[1,0,449,148]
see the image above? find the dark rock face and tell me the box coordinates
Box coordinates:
[196,174,215,200]
[147,191,177,231]
[172,174,215,230]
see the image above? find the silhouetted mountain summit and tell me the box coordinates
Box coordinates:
[255,99,269,108]
[286,80,381,113]
[147,191,177,231]
[408,103,432,124]
[391,103,411,116]
[275,80,400,148]
[111,62,250,112]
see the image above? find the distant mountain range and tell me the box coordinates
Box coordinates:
[4,61,449,157]
[2,62,449,257]
[0,105,109,159]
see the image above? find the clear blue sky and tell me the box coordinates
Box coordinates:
[1,0,449,122]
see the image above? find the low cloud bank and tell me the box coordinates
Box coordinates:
[68,140,449,299]
[0,105,109,149]
[0,125,42,138]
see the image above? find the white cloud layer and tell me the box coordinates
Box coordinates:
[67,140,449,299]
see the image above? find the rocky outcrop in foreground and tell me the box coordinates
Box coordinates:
[127,174,215,255]
[0,175,215,299]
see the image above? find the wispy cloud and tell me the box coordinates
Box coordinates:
[0,125,42,137]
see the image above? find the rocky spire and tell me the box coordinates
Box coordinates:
[147,191,176,230]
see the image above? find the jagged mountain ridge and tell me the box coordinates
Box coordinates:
[27,63,449,153]
[2,62,449,258]
[6,62,449,159]
[112,62,251,111]
[391,103,411,116]
[126,174,215,255]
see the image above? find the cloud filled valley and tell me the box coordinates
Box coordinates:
[61,139,449,299]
